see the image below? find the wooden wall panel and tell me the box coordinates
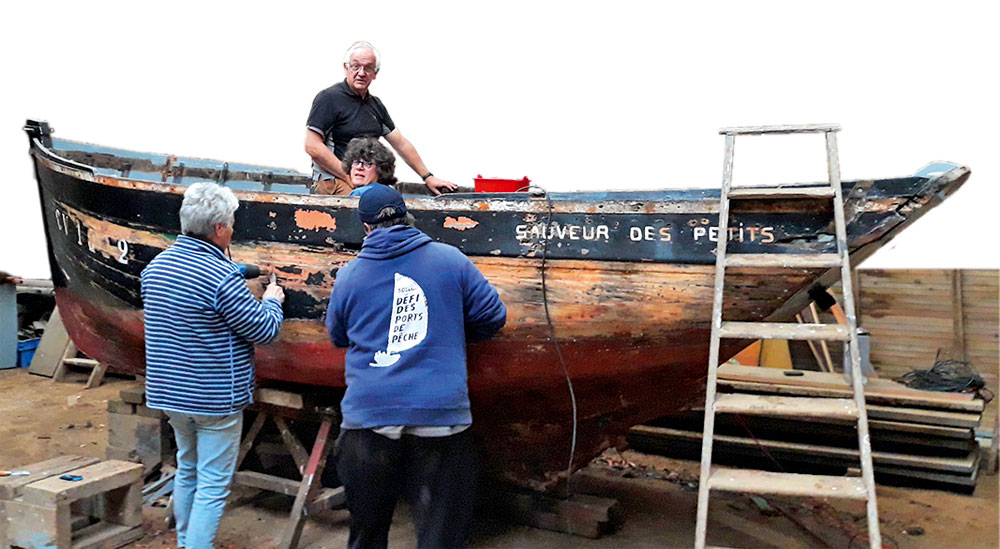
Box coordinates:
[858,269,999,430]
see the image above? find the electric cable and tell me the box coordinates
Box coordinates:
[533,185,579,499]
[895,357,994,402]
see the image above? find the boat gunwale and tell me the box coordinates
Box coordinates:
[32,136,968,218]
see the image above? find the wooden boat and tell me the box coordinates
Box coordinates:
[24,120,969,492]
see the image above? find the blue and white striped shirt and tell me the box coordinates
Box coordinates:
[141,235,283,415]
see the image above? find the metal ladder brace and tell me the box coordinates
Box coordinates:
[694,124,881,549]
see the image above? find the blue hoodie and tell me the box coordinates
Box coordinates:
[327,225,507,428]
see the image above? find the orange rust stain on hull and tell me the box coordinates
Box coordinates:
[294,209,337,231]
[443,216,480,230]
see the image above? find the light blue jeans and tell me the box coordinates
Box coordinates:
[166,410,243,549]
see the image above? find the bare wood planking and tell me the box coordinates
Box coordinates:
[728,187,836,199]
[726,253,841,268]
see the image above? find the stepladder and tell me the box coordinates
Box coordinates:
[694,124,881,549]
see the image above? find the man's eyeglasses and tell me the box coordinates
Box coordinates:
[352,159,375,168]
[347,63,376,74]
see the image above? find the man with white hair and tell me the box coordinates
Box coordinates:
[305,40,458,196]
[141,182,285,549]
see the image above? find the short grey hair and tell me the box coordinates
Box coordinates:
[179,182,239,238]
[343,40,381,72]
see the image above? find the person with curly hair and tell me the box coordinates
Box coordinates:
[339,137,397,197]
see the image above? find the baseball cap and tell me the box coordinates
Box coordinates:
[358,184,407,224]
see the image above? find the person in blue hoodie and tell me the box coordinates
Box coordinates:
[326,185,506,548]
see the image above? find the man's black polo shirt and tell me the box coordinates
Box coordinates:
[306,79,395,177]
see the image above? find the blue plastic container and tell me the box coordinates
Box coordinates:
[17,338,40,368]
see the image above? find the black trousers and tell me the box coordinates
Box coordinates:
[336,428,478,549]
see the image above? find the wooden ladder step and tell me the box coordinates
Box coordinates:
[725,253,841,268]
[728,186,836,199]
[62,357,99,367]
[708,468,867,499]
[719,321,850,341]
[719,124,841,135]
[714,393,858,420]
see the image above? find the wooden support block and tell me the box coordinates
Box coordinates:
[119,383,145,405]
[257,388,305,409]
[3,460,143,549]
[2,498,71,548]
[499,491,621,538]
[22,461,142,506]
[107,413,163,473]
[107,399,136,415]
[105,445,139,464]
[135,404,164,419]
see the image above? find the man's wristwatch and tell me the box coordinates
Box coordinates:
[420,172,433,182]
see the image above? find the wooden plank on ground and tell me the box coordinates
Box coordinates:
[867,405,981,429]
[499,491,620,539]
[28,306,70,377]
[717,364,982,411]
[629,425,980,474]
[868,419,974,440]
[720,380,984,422]
[719,376,983,413]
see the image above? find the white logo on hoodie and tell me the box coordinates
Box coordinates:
[370,273,428,367]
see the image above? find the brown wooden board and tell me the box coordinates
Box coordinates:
[28,306,70,377]
[630,425,980,474]
[651,412,975,455]
[719,380,981,427]
[717,364,983,411]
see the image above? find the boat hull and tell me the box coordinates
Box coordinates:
[26,123,969,490]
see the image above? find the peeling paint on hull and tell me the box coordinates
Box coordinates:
[25,123,970,491]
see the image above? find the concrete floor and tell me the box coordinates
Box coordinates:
[2,368,997,548]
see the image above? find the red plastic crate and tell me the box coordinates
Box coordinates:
[473,175,530,193]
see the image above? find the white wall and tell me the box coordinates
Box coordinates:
[2,0,997,278]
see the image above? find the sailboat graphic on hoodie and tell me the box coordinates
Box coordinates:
[370,273,428,367]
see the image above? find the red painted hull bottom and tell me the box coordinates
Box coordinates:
[57,287,710,492]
